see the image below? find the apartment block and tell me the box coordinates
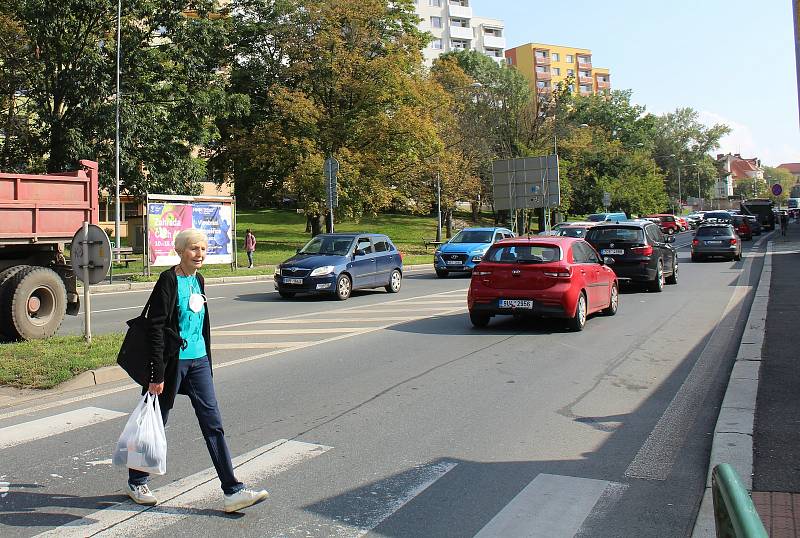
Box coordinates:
[415,0,506,65]
[504,42,611,97]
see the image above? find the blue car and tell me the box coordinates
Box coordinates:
[434,227,514,277]
[274,233,403,300]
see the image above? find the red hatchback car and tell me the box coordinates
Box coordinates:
[467,237,619,331]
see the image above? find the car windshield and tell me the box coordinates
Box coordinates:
[450,230,494,243]
[697,226,732,237]
[586,214,607,222]
[586,227,644,242]
[298,236,354,255]
[558,227,587,237]
[485,245,560,263]
[704,212,731,221]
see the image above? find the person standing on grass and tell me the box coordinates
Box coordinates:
[245,228,257,269]
[126,228,268,513]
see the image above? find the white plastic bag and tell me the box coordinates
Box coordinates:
[112,393,167,475]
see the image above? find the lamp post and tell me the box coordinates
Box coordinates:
[114,0,121,262]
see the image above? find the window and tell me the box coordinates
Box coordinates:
[451,230,493,243]
[567,69,575,76]
[432,38,443,50]
[430,16,441,28]
[536,65,549,73]
[506,57,513,65]
[552,52,559,62]
[535,50,548,58]
[486,245,560,263]
[493,232,503,242]
[429,0,441,6]
[356,238,373,254]
[374,240,389,252]
[566,54,574,63]
[536,80,551,89]
[553,67,561,76]
[574,242,599,264]
[568,84,575,92]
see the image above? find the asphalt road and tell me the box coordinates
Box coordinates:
[0,230,770,537]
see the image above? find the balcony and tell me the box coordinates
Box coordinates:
[449,25,473,40]
[577,59,592,70]
[483,34,505,49]
[578,75,593,84]
[448,2,473,19]
[579,89,593,97]
[596,80,611,89]
[535,54,550,66]
[536,71,552,81]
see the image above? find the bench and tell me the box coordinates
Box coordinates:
[116,256,141,268]
[423,238,444,250]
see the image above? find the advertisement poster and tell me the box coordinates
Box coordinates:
[147,203,192,266]
[192,203,233,265]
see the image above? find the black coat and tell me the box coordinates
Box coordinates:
[145,267,213,411]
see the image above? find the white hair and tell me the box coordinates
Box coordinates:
[174,228,207,253]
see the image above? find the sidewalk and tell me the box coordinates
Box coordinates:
[752,223,800,536]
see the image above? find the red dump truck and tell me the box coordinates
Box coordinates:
[0,160,99,339]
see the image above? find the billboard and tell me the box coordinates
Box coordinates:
[492,156,560,211]
[147,197,235,267]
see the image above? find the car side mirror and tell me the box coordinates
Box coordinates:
[354,249,365,257]
[603,256,615,265]
[666,235,675,243]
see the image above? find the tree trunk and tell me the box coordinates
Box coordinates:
[325,212,332,233]
[309,214,325,236]
[445,209,453,238]
[471,200,479,223]
[305,215,312,233]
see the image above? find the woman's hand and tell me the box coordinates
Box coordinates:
[148,382,164,395]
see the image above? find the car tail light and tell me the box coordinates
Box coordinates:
[473,270,493,276]
[544,268,572,279]
[692,239,699,247]
[729,238,737,245]
[630,245,653,256]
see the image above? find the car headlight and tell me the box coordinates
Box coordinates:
[310,265,335,277]
[435,249,442,256]
[274,266,281,276]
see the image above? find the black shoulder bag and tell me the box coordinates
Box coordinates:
[117,291,183,387]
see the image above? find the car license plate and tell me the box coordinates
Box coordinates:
[446,260,462,265]
[499,299,533,309]
[601,249,625,255]
[705,241,722,245]
[283,277,303,284]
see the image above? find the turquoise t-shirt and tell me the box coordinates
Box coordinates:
[176,274,207,359]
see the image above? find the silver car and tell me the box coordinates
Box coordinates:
[691,224,742,262]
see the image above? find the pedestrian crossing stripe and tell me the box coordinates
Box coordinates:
[35,439,332,537]
[0,407,126,450]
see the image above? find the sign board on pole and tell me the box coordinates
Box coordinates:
[325,157,339,208]
[492,156,560,211]
[772,183,783,196]
[70,224,112,285]
[602,192,611,208]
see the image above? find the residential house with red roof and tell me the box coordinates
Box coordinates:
[716,153,764,198]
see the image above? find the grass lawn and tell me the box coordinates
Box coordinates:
[0,333,124,389]
[98,210,499,281]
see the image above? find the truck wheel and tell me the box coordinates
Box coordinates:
[0,266,33,339]
[3,267,67,340]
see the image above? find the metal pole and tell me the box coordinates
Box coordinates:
[114,0,121,262]
[327,159,335,233]
[82,221,92,344]
[697,170,702,210]
[436,171,442,242]
[677,165,682,214]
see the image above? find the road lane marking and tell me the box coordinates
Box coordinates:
[474,474,617,538]
[0,407,126,450]
[241,317,417,323]
[213,328,366,335]
[36,439,332,537]
[211,342,312,350]
[92,297,226,314]
[625,241,759,481]
[280,460,457,537]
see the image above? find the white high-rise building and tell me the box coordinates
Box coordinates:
[415,0,506,66]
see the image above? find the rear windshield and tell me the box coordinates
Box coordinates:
[558,227,587,237]
[585,227,644,243]
[696,226,732,237]
[485,245,561,263]
[586,214,607,222]
[704,212,732,221]
[450,230,494,244]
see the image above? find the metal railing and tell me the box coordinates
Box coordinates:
[712,464,768,537]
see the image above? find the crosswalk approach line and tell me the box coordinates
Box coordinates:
[0,407,126,450]
[35,439,332,537]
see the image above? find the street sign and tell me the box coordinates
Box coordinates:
[492,155,560,210]
[70,224,112,285]
[772,183,783,196]
[325,157,339,208]
[602,191,611,208]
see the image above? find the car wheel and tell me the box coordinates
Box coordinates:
[667,228,675,235]
[666,260,678,285]
[603,284,619,316]
[385,269,402,293]
[278,290,295,299]
[567,292,587,331]
[469,310,490,328]
[335,274,352,301]
[435,269,448,278]
[649,261,664,292]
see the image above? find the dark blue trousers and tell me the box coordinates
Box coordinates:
[128,356,244,495]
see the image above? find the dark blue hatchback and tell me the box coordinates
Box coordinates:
[274,233,403,300]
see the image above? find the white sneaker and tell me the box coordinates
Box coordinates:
[127,483,157,506]
[223,488,269,513]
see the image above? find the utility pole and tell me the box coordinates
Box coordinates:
[114,0,122,262]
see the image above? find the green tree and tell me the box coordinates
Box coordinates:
[763,165,796,206]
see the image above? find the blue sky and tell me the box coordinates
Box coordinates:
[469,0,800,167]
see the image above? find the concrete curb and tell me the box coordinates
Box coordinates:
[691,240,772,537]
[81,264,435,295]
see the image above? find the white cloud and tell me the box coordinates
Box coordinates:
[700,110,800,166]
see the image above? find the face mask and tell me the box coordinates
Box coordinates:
[188,293,207,313]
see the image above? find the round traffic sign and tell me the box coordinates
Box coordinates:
[772,183,783,196]
[70,224,112,284]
